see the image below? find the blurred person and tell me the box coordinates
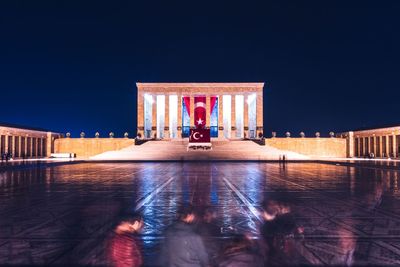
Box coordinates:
[160,205,209,267]
[108,213,144,267]
[330,227,356,266]
[216,234,264,267]
[260,199,304,266]
[196,206,221,265]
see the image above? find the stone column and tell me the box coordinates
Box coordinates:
[190,96,194,128]
[256,91,263,138]
[218,95,224,139]
[372,136,376,156]
[164,95,170,139]
[386,135,390,158]
[376,136,380,157]
[137,91,144,138]
[206,95,211,128]
[35,138,39,157]
[177,95,182,138]
[231,95,236,138]
[348,131,354,158]
[19,136,23,157]
[393,133,397,158]
[4,135,8,154]
[244,94,249,139]
[152,95,157,139]
[46,132,52,157]
[26,137,30,157]
[36,137,39,157]
[21,136,27,158]
[10,136,15,156]
[42,138,45,157]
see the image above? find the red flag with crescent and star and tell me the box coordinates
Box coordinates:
[194,96,206,129]
[189,129,210,143]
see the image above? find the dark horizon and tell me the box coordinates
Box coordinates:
[1,1,400,137]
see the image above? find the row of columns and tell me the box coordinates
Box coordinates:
[0,135,48,158]
[138,93,263,139]
[355,134,400,158]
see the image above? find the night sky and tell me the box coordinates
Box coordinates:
[1,1,399,137]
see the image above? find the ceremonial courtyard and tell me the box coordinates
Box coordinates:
[0,161,399,266]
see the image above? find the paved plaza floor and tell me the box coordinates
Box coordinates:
[0,161,399,266]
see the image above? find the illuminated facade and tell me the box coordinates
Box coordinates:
[340,126,400,158]
[136,83,264,139]
[0,123,61,158]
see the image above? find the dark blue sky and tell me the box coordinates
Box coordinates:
[1,1,399,137]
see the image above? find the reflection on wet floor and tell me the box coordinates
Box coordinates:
[0,162,399,266]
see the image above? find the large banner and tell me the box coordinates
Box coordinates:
[182,96,191,137]
[210,96,218,137]
[189,129,210,143]
[182,96,190,126]
[194,96,206,129]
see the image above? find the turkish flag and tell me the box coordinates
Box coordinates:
[194,96,206,129]
[189,129,210,143]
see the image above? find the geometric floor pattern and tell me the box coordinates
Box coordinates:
[0,162,399,266]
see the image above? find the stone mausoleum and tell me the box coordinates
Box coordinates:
[136,83,264,140]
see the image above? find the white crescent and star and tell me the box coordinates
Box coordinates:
[193,132,201,140]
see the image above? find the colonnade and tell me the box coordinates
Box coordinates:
[0,135,47,158]
[0,127,60,159]
[137,83,264,141]
[355,134,400,158]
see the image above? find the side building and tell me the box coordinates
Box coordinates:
[339,125,400,158]
[0,123,61,159]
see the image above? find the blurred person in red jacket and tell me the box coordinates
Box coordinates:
[108,213,144,267]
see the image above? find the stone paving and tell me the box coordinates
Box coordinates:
[0,161,399,266]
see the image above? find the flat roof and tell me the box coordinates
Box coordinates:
[353,123,400,132]
[0,122,57,133]
[137,82,264,89]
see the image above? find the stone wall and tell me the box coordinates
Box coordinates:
[54,138,135,158]
[265,138,347,158]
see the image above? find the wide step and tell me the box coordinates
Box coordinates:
[90,140,308,161]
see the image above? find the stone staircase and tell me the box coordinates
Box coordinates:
[90,140,309,161]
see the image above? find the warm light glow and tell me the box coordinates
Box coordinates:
[169,95,178,138]
[144,94,153,138]
[222,95,231,138]
[235,95,244,138]
[156,95,165,138]
[247,94,257,138]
